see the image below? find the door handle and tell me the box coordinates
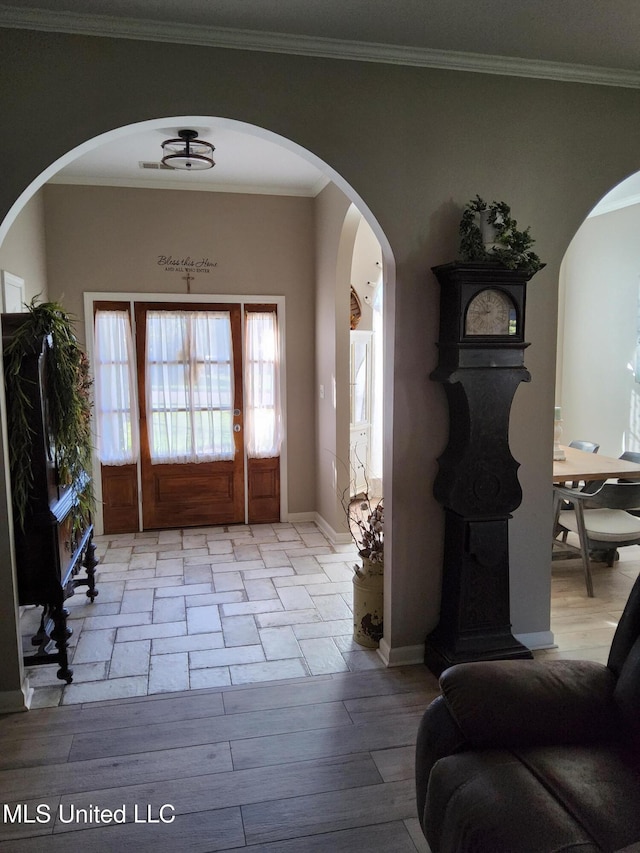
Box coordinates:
[234,424,241,432]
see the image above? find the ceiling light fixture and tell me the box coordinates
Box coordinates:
[161,129,215,171]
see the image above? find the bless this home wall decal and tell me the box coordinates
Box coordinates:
[157,255,218,273]
[157,255,218,293]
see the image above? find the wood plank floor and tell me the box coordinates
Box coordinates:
[0,666,437,852]
[1,541,638,852]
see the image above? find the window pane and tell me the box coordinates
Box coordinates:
[94,310,139,465]
[245,311,282,458]
[146,310,235,463]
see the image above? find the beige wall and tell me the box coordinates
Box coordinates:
[3,26,640,702]
[559,204,640,457]
[43,184,317,515]
[0,190,48,305]
[314,185,354,537]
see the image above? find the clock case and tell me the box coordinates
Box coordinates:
[426,262,540,675]
[435,261,527,361]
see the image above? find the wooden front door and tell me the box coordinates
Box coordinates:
[135,302,245,529]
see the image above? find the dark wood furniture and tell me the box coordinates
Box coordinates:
[2,313,98,684]
[425,263,540,675]
[553,445,640,483]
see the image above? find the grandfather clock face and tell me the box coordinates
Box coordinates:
[465,288,516,336]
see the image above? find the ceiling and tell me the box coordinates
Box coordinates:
[3,1,640,202]
[3,1,640,73]
[49,120,331,198]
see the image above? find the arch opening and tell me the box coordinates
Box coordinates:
[0,114,397,707]
[556,171,640,458]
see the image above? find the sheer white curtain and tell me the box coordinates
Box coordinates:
[245,311,282,458]
[145,310,235,464]
[94,309,139,465]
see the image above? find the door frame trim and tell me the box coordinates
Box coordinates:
[84,291,287,535]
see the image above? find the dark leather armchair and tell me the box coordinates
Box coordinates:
[416,573,640,852]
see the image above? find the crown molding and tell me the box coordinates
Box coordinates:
[2,5,640,89]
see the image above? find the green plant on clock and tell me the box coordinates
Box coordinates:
[459,195,544,275]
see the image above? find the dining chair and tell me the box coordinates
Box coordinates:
[568,439,600,454]
[553,481,640,596]
[618,450,640,481]
[617,451,640,516]
[556,439,602,540]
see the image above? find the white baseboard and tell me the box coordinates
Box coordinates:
[286,511,316,524]
[378,639,424,667]
[514,630,556,650]
[298,512,353,545]
[0,678,33,714]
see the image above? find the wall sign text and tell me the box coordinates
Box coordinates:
[157,255,218,273]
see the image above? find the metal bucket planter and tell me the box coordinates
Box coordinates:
[353,556,383,648]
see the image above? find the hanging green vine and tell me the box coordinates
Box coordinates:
[4,299,94,528]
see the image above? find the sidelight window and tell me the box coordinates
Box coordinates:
[94,309,139,465]
[245,310,282,459]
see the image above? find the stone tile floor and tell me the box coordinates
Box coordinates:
[21,521,386,708]
[24,520,639,710]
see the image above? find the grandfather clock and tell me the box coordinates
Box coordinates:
[425,262,540,675]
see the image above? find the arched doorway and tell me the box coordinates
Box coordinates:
[557,172,640,455]
[552,173,640,645]
[347,214,384,504]
[0,116,396,709]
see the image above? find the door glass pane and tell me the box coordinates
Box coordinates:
[145,310,234,463]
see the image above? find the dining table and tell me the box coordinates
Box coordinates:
[552,445,640,595]
[553,445,640,484]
